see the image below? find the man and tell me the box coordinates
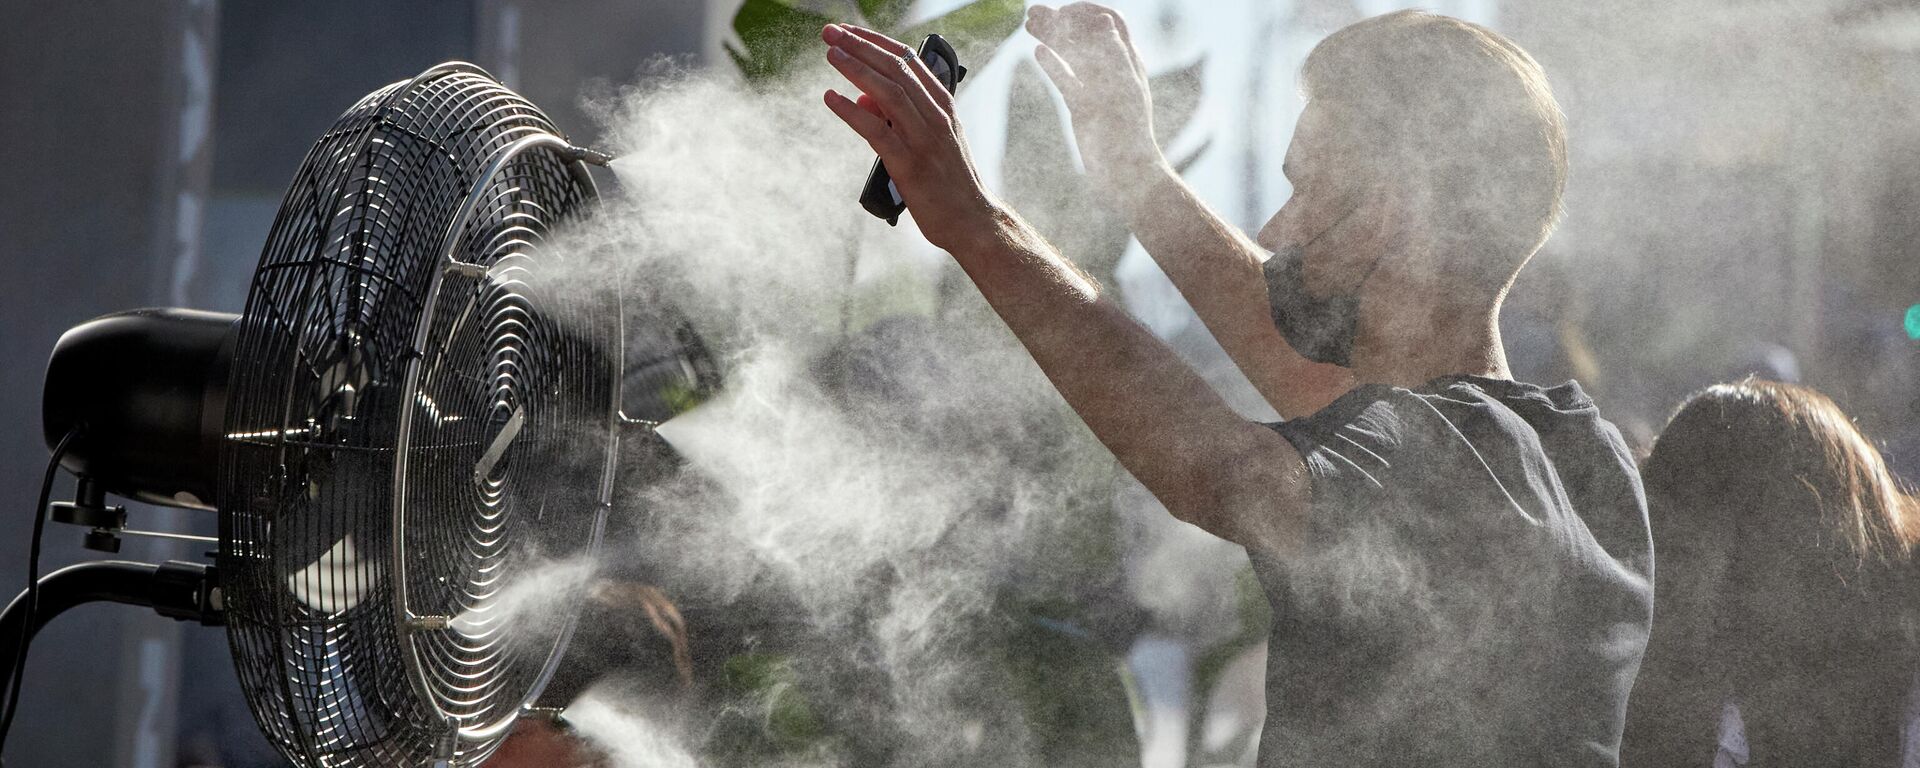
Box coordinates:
[819,5,1651,766]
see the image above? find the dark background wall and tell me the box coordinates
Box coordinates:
[1,3,215,766]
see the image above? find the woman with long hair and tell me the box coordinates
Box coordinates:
[1624,378,1920,766]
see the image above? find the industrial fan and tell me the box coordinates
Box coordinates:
[3,61,706,767]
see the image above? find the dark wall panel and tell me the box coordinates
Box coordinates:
[0,2,203,766]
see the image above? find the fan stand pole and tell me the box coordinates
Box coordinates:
[0,560,222,694]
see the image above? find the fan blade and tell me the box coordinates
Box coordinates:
[286,535,380,614]
[473,405,526,485]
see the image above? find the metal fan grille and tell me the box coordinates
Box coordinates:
[219,63,615,767]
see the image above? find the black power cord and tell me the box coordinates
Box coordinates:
[0,427,78,761]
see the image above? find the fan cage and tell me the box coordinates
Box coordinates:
[218,62,618,767]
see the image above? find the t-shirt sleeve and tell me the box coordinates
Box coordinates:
[1259,382,1557,570]
[1267,384,1407,494]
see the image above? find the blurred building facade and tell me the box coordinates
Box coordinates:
[1499,0,1920,456]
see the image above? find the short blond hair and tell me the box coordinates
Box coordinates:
[1302,11,1567,277]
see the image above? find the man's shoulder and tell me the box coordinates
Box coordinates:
[1270,375,1645,530]
[1274,375,1610,455]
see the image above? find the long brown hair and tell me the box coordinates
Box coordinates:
[1624,379,1920,766]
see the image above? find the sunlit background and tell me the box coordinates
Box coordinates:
[2,1,1915,765]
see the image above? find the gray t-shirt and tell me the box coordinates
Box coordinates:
[1249,375,1652,767]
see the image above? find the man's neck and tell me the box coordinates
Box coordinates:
[1348,272,1510,390]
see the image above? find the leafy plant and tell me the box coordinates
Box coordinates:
[720,6,1235,763]
[727,0,1026,82]
[998,55,1210,289]
[1184,565,1274,763]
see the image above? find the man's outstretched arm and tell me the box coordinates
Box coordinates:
[1111,158,1354,419]
[1026,3,1353,419]
[819,23,1307,550]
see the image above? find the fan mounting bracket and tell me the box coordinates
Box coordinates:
[49,476,126,553]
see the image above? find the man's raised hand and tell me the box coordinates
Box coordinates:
[1026,3,1165,188]
[821,24,1005,255]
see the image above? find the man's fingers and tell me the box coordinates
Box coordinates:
[1064,5,1123,49]
[1067,2,1132,43]
[833,22,912,56]
[1026,5,1058,43]
[824,90,906,159]
[1028,3,1134,73]
[826,43,926,133]
[824,25,943,124]
[856,93,885,121]
[834,25,955,111]
[1034,44,1083,98]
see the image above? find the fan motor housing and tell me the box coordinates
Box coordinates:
[42,307,235,510]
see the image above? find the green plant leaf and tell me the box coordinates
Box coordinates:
[857,0,910,30]
[999,61,1132,285]
[1151,56,1206,146]
[716,653,827,751]
[1004,62,1079,191]
[900,0,1025,59]
[724,41,755,77]
[730,0,1021,82]
[1001,610,1140,764]
[731,0,838,81]
[1169,137,1212,175]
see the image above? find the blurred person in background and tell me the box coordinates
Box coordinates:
[1624,378,1920,767]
